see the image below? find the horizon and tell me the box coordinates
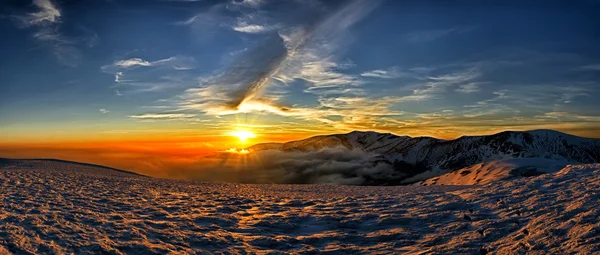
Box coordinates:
[2,0,600,178]
[1,128,597,178]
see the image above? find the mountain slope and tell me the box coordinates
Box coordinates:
[247,130,600,184]
[0,158,143,177]
[419,158,569,185]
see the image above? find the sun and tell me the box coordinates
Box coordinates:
[230,130,256,143]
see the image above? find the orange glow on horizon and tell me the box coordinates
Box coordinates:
[2,122,600,179]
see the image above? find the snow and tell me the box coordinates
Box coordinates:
[1,159,599,254]
[247,130,600,184]
[420,158,569,185]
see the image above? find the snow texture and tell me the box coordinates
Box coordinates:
[1,159,599,254]
[420,158,569,186]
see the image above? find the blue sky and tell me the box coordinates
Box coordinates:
[2,0,600,141]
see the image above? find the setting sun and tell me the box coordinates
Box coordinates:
[230,130,256,142]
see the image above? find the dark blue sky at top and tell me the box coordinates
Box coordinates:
[1,0,600,137]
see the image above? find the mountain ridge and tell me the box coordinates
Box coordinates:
[247,129,600,184]
[0,158,144,177]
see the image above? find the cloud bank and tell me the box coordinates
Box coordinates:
[180,147,405,185]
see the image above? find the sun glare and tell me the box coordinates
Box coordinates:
[230,130,256,142]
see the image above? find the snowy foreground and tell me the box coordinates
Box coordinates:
[1,159,599,254]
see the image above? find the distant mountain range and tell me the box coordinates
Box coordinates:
[248,130,600,185]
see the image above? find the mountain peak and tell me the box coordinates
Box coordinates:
[247,129,600,184]
[347,130,392,135]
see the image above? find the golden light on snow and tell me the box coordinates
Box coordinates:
[230,130,256,143]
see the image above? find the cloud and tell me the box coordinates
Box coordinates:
[175,14,201,26]
[14,0,61,26]
[580,64,600,71]
[232,23,276,33]
[114,72,124,83]
[427,67,480,83]
[129,113,197,119]
[177,0,381,119]
[455,82,483,93]
[102,56,198,94]
[538,112,600,122]
[107,56,196,70]
[360,67,403,79]
[30,27,81,66]
[182,147,403,185]
[231,13,280,33]
[460,82,596,120]
[115,58,152,68]
[231,0,265,8]
[408,67,481,97]
[9,0,96,66]
[559,85,592,103]
[405,25,478,43]
[98,108,109,114]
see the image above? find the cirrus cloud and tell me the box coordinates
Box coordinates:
[129,113,197,120]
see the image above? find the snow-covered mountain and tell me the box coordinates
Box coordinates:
[247,130,600,184]
[418,158,570,185]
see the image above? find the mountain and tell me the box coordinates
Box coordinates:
[0,158,143,177]
[418,157,570,185]
[247,130,600,184]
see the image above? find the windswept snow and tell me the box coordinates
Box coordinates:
[420,158,569,185]
[1,159,599,254]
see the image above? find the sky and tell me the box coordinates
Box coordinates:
[1,0,600,176]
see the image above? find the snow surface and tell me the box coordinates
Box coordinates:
[420,158,569,186]
[1,159,599,254]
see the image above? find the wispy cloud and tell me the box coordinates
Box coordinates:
[558,85,592,104]
[231,14,279,33]
[231,0,265,8]
[114,58,152,68]
[175,14,201,26]
[10,0,96,66]
[102,56,197,93]
[581,64,600,71]
[129,113,197,120]
[13,0,61,26]
[98,108,109,114]
[405,25,478,43]
[408,67,481,98]
[232,23,277,33]
[176,0,382,121]
[462,82,596,119]
[538,112,600,122]
[360,67,403,79]
[107,56,196,70]
[455,82,483,93]
[114,72,124,83]
[31,27,81,66]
